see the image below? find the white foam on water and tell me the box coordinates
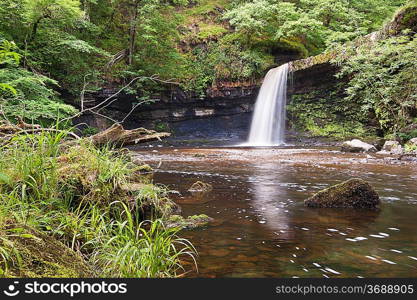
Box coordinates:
[382,259,397,265]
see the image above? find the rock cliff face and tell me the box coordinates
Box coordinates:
[288,61,339,97]
[71,83,260,144]
[104,84,258,124]
[73,61,336,144]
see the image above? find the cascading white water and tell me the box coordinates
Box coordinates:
[246,63,289,146]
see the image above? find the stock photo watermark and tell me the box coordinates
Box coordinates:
[2,281,127,297]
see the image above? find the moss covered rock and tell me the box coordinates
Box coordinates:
[1,225,93,278]
[305,178,380,209]
[165,214,213,230]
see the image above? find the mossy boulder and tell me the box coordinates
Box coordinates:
[384,2,417,35]
[165,214,213,230]
[305,178,380,209]
[1,225,93,278]
[136,164,153,173]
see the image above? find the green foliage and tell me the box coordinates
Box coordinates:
[0,67,77,122]
[405,143,417,152]
[0,40,20,64]
[287,87,370,139]
[0,0,412,120]
[397,129,417,143]
[0,131,196,277]
[0,40,20,95]
[197,24,228,40]
[0,37,77,125]
[81,126,99,136]
[334,32,417,133]
[154,122,171,132]
[224,0,406,52]
[90,207,196,278]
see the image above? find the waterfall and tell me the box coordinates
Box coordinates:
[246,63,289,146]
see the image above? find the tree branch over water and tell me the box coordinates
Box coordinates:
[62,74,179,125]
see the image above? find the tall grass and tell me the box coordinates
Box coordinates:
[0,130,197,277]
[90,202,197,277]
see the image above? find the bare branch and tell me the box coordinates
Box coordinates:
[61,75,179,125]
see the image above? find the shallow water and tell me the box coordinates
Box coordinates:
[134,147,417,278]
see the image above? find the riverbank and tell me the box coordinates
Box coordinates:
[0,131,196,277]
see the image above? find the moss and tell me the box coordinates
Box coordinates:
[1,224,93,278]
[137,164,153,173]
[166,214,213,230]
[305,178,380,209]
[189,214,209,220]
[384,1,417,34]
[136,185,180,220]
[287,85,375,139]
[290,51,337,72]
[183,0,230,18]
[198,23,227,40]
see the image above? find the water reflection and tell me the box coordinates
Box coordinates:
[142,149,417,278]
[248,163,292,237]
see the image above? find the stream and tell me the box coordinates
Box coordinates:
[133,147,417,278]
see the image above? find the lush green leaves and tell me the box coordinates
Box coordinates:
[0,67,77,122]
[335,32,417,133]
[225,0,407,52]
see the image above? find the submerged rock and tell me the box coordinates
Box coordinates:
[166,214,214,229]
[188,181,213,192]
[341,139,377,153]
[305,178,380,209]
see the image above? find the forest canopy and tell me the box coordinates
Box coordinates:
[0,0,412,129]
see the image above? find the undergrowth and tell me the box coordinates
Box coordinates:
[0,130,196,277]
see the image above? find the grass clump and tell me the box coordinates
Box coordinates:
[90,204,196,277]
[0,130,197,277]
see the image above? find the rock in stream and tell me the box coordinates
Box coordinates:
[305,178,380,209]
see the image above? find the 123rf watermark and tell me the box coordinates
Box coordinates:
[2,281,127,297]
[276,284,415,295]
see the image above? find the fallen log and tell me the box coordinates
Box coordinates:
[0,117,42,135]
[88,123,171,146]
[16,116,41,130]
[1,117,170,147]
[0,119,21,134]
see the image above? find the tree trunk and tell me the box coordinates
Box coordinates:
[127,0,140,65]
